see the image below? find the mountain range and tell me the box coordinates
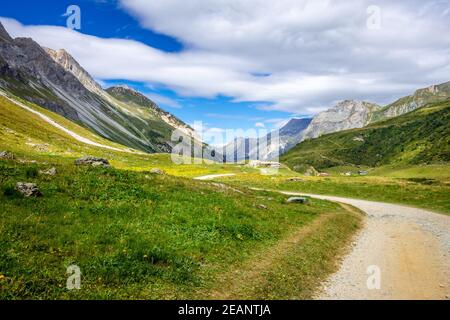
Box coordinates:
[0,21,449,162]
[281,99,450,171]
[0,22,195,154]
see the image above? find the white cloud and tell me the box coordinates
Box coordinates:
[254,122,265,128]
[2,0,450,114]
[145,93,182,109]
[264,118,290,129]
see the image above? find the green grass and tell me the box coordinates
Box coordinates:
[281,100,450,170]
[216,170,450,215]
[249,210,360,299]
[2,88,448,300]
[0,95,364,299]
[0,159,359,299]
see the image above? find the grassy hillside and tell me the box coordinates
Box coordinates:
[216,171,450,215]
[281,100,450,171]
[106,86,192,153]
[0,94,245,177]
[0,90,361,299]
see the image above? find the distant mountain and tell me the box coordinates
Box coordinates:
[371,81,450,123]
[278,118,312,153]
[281,99,450,171]
[223,117,312,161]
[0,22,196,154]
[301,100,381,141]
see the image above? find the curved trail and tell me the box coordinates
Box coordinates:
[194,174,450,300]
[193,173,236,180]
[281,192,450,300]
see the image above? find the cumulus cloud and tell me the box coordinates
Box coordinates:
[2,0,450,114]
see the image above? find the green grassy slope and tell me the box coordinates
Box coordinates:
[0,94,239,177]
[218,172,450,214]
[281,100,450,171]
[106,86,188,153]
[0,90,361,299]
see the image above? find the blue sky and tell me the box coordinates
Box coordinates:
[0,0,298,135]
[1,0,449,139]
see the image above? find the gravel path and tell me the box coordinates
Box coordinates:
[193,173,236,180]
[279,192,450,300]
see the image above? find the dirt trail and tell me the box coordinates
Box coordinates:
[207,214,334,299]
[193,173,236,180]
[195,175,450,299]
[279,192,450,300]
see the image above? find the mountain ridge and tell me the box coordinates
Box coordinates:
[281,99,450,171]
[0,21,196,154]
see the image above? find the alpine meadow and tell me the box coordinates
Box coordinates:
[0,0,449,308]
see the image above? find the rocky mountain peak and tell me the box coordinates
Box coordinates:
[44,47,103,95]
[301,100,381,140]
[0,22,13,43]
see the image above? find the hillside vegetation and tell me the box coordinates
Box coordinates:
[281,100,450,171]
[0,91,361,299]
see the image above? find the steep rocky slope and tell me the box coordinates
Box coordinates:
[371,82,450,122]
[301,100,381,141]
[0,22,195,154]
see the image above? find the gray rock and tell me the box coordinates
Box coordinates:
[150,168,166,175]
[287,197,309,204]
[304,166,318,176]
[210,182,244,194]
[75,156,110,168]
[0,151,15,160]
[40,167,57,175]
[286,177,304,182]
[318,172,330,177]
[301,100,381,141]
[256,204,268,209]
[16,182,42,197]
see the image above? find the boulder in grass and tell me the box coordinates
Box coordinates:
[286,196,309,204]
[16,182,42,197]
[0,151,15,160]
[75,156,110,168]
[256,204,268,210]
[304,166,318,177]
[40,167,57,176]
[150,168,166,175]
[286,177,304,182]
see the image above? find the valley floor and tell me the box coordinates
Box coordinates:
[195,174,450,299]
[1,95,449,299]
